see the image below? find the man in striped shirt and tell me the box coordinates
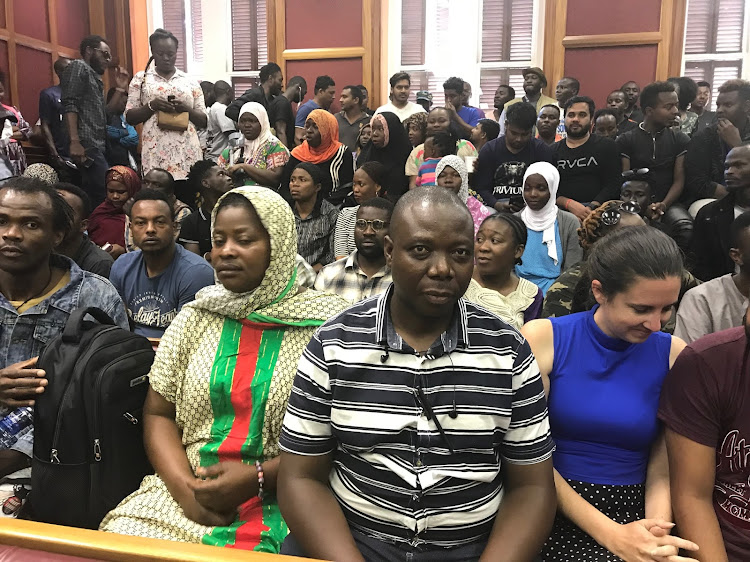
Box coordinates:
[278,187,556,561]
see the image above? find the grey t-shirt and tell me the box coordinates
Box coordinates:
[674,274,748,343]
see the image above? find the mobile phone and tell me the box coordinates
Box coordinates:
[167,95,176,102]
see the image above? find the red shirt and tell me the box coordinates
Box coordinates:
[658,327,750,562]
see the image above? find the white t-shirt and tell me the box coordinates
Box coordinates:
[374,101,426,122]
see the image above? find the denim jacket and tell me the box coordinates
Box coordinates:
[0,254,128,457]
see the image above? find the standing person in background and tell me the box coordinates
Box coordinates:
[499,68,556,135]
[555,96,621,221]
[555,77,580,111]
[206,81,236,162]
[415,90,432,112]
[0,71,31,180]
[270,76,307,148]
[357,84,373,116]
[357,111,412,201]
[224,63,283,121]
[335,85,369,153]
[105,87,139,170]
[621,80,644,122]
[280,109,353,202]
[471,118,501,153]
[374,72,425,122]
[61,35,130,206]
[443,77,483,139]
[691,80,717,132]
[493,84,515,121]
[605,90,638,136]
[295,76,336,129]
[39,58,71,177]
[537,105,561,145]
[592,109,620,141]
[218,102,289,189]
[197,81,214,151]
[125,29,206,182]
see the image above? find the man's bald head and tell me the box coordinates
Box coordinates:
[390,186,474,241]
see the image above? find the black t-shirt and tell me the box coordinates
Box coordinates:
[556,134,621,204]
[269,94,295,148]
[178,207,211,256]
[617,125,690,202]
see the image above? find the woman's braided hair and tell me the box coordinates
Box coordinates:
[576,200,623,255]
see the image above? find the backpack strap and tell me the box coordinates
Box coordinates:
[62,307,116,344]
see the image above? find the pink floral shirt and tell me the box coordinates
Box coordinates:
[126,69,205,180]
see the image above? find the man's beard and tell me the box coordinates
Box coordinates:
[565,124,589,139]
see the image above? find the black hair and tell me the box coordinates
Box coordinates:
[696,80,711,89]
[731,211,750,248]
[358,197,394,220]
[79,35,107,57]
[187,160,217,193]
[640,81,676,110]
[259,62,281,83]
[357,84,368,93]
[1,177,73,236]
[621,80,640,91]
[357,161,387,186]
[477,118,500,140]
[129,188,175,220]
[587,225,682,297]
[607,89,627,100]
[718,79,750,103]
[288,75,306,89]
[389,72,410,88]
[498,84,515,98]
[506,102,537,130]
[293,162,325,186]
[314,75,335,93]
[214,80,232,96]
[428,131,456,157]
[667,76,699,111]
[54,182,92,219]
[539,104,561,117]
[563,95,595,117]
[480,213,527,265]
[442,76,464,94]
[106,87,121,103]
[560,76,580,94]
[342,85,363,104]
[53,58,69,76]
[149,28,178,50]
[593,108,618,122]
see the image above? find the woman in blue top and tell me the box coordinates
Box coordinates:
[516,162,582,295]
[522,226,699,561]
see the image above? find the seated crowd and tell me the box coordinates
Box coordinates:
[2,25,750,562]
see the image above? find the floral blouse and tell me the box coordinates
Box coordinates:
[126,69,205,180]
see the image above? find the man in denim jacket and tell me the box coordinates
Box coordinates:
[0,178,127,477]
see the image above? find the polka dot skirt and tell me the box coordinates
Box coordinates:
[540,479,645,561]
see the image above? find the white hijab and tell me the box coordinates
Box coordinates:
[520,161,560,264]
[238,102,274,159]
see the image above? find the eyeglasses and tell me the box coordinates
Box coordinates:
[622,168,650,179]
[601,200,642,226]
[355,219,389,231]
[93,48,112,61]
[414,376,454,454]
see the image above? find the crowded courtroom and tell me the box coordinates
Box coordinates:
[0,0,748,560]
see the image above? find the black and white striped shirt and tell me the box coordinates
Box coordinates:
[280,285,554,547]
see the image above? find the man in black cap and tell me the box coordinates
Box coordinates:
[499,67,556,136]
[416,90,432,112]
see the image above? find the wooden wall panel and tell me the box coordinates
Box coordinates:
[56,0,90,50]
[15,45,52,123]
[566,0,660,35]
[14,0,50,41]
[285,0,362,50]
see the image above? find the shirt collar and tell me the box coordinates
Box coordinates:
[375,284,468,355]
[345,250,389,278]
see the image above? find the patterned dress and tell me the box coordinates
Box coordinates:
[126,69,205,180]
[100,186,349,552]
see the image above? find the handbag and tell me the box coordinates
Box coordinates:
[156,110,189,132]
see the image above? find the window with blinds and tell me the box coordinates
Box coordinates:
[231,0,268,73]
[161,0,187,71]
[397,0,536,111]
[682,0,748,110]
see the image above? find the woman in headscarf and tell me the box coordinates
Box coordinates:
[357,111,411,201]
[101,186,349,552]
[515,161,582,295]
[280,109,353,203]
[217,102,289,188]
[435,155,492,235]
[88,165,142,259]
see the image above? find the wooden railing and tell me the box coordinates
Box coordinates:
[0,519,317,561]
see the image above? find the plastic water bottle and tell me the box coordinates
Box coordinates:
[0,408,33,449]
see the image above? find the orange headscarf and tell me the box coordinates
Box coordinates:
[291,109,344,164]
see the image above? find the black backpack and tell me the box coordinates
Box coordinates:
[29,307,155,528]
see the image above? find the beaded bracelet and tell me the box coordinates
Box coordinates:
[255,460,265,500]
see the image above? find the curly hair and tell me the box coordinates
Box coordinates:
[577,200,625,254]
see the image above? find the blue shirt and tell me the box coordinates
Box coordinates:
[0,254,128,456]
[515,225,561,295]
[295,100,322,128]
[110,244,215,338]
[549,307,672,485]
[458,105,484,128]
[38,85,68,157]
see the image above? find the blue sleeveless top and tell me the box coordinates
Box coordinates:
[548,307,671,485]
